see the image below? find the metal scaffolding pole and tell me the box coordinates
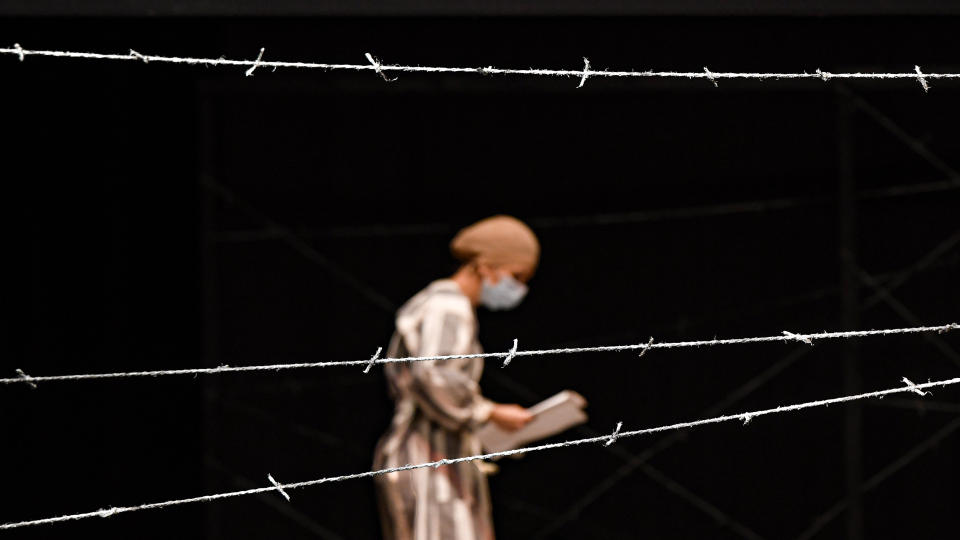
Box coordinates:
[198,93,226,540]
[837,88,864,540]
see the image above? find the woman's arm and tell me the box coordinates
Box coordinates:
[404,303,528,432]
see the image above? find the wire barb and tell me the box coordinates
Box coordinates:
[637,337,655,358]
[915,65,930,93]
[15,369,37,389]
[128,49,148,63]
[365,53,398,82]
[902,377,931,396]
[704,66,718,87]
[501,339,519,368]
[782,330,814,346]
[12,43,24,62]
[578,57,591,88]
[363,347,383,374]
[741,413,754,425]
[245,48,265,77]
[604,421,623,446]
[816,68,831,82]
[267,474,291,501]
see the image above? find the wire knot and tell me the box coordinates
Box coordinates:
[703,66,718,87]
[267,473,291,501]
[604,421,623,446]
[815,68,831,82]
[901,377,930,396]
[363,347,383,374]
[129,49,149,63]
[433,458,452,469]
[15,369,37,389]
[13,43,24,62]
[245,48,265,77]
[365,53,398,82]
[97,507,118,518]
[501,339,519,368]
[578,57,591,88]
[637,337,655,358]
[914,65,930,93]
[782,330,814,346]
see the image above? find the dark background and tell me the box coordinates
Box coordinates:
[2,5,959,540]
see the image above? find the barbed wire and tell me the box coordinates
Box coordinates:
[0,45,955,91]
[2,375,956,530]
[3,323,956,386]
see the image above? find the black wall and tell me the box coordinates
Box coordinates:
[3,16,959,540]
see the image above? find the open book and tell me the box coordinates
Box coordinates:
[477,390,588,453]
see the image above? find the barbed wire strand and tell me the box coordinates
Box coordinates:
[3,323,957,386]
[2,375,957,530]
[1,46,959,89]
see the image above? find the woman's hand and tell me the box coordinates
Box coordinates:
[489,403,534,431]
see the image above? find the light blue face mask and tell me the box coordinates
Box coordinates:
[480,274,528,311]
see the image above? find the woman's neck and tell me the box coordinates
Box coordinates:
[450,265,482,306]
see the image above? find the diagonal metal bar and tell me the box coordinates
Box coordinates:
[862,229,960,311]
[487,369,766,540]
[855,267,960,367]
[870,398,960,415]
[202,176,397,313]
[204,455,345,540]
[839,85,960,185]
[527,347,808,539]
[859,178,960,199]
[209,394,370,456]
[636,462,764,540]
[795,416,960,540]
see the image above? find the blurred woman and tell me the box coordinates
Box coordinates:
[373,215,540,540]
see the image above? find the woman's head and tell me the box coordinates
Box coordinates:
[450,215,540,310]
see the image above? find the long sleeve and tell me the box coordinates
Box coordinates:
[406,308,494,432]
[374,280,497,540]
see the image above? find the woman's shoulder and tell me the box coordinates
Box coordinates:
[400,279,473,320]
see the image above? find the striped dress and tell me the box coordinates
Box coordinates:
[373,279,496,540]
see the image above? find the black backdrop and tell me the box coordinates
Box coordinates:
[3,15,959,540]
